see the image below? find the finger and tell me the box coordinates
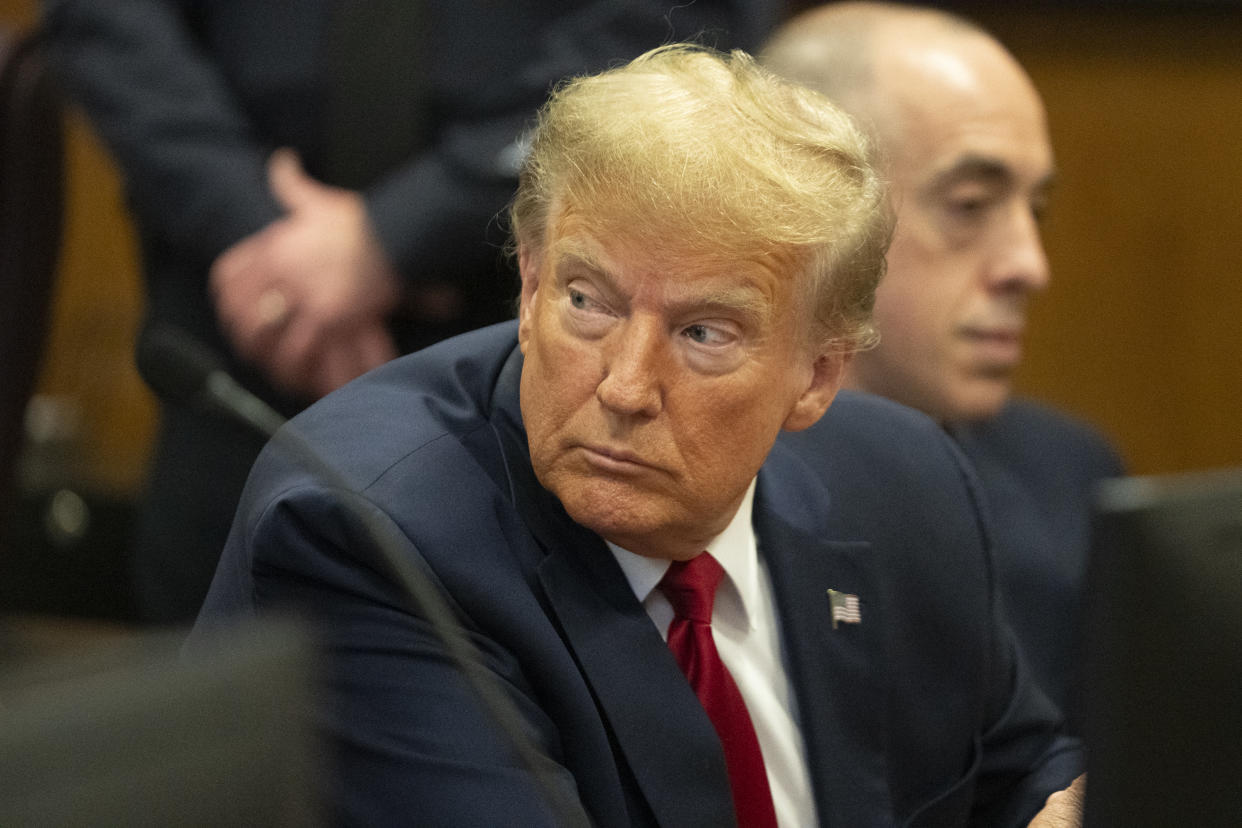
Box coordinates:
[210,228,284,336]
[223,277,298,365]
[308,326,376,397]
[229,304,292,366]
[264,312,322,396]
[258,343,315,401]
[330,322,397,387]
[268,147,318,213]
[209,238,260,303]
[354,323,399,369]
[211,253,264,346]
[313,339,366,398]
[302,323,396,398]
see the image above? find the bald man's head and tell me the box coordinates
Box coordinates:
[760,3,983,135]
[763,3,1055,423]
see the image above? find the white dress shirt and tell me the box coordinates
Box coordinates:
[608,479,817,828]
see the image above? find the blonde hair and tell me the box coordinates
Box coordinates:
[509,44,891,352]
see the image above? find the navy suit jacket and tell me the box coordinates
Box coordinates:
[194,322,1081,826]
[951,403,1125,734]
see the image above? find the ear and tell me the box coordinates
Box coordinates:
[516,243,542,353]
[782,351,850,432]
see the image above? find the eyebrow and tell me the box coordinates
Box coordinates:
[555,249,605,275]
[680,286,773,328]
[553,251,613,295]
[929,155,1013,190]
[928,154,1058,195]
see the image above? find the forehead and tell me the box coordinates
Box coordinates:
[544,207,801,311]
[878,34,1053,189]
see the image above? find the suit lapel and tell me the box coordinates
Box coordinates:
[487,347,737,827]
[537,532,737,828]
[757,440,894,827]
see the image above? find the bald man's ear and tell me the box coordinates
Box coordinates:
[517,243,541,353]
[783,351,850,432]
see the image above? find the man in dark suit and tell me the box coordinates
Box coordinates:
[762,2,1125,734]
[193,44,1085,825]
[42,0,782,623]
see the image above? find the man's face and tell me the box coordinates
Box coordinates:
[847,37,1055,422]
[517,211,843,561]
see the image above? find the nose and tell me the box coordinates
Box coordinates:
[596,319,664,418]
[987,201,1051,295]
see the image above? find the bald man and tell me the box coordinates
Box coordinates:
[763,2,1124,734]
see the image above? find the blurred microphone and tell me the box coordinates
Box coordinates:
[136,324,586,826]
[136,325,285,438]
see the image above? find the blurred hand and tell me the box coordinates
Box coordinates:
[211,148,400,399]
[1028,775,1086,828]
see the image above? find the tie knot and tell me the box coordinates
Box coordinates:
[659,552,724,624]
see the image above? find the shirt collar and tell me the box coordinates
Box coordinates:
[609,478,759,630]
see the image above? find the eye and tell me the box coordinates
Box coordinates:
[561,281,616,338]
[940,180,1003,226]
[678,319,746,375]
[568,286,607,314]
[681,322,735,347]
[946,195,989,220]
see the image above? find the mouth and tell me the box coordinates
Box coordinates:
[578,444,655,474]
[959,327,1024,365]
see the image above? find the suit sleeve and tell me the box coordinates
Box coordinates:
[968,601,1085,826]
[963,464,1086,827]
[208,482,591,827]
[904,431,1084,826]
[41,0,280,262]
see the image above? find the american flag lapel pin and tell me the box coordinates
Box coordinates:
[827,589,861,629]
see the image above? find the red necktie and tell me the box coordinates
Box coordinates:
[660,553,778,828]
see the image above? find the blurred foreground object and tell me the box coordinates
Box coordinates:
[0,616,321,826]
[1086,467,1242,827]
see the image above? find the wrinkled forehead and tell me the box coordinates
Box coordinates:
[539,203,821,342]
[542,198,806,290]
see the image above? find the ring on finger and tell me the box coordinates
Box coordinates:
[256,287,291,328]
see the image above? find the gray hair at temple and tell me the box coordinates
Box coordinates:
[509,43,891,353]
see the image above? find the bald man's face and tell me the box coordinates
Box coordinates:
[847,34,1054,422]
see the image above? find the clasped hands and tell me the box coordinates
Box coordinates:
[210,148,400,400]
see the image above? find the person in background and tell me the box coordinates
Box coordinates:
[191,43,1083,826]
[41,0,782,624]
[762,1,1125,733]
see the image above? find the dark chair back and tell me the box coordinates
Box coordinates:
[0,26,64,527]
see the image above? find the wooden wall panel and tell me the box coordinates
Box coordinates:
[0,0,32,28]
[38,110,156,494]
[3,0,156,496]
[971,8,1242,475]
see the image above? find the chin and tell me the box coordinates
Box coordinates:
[562,483,716,559]
[947,386,1011,423]
[551,474,667,538]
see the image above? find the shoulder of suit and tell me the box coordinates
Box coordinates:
[258,322,521,490]
[777,389,972,486]
[966,397,1125,474]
